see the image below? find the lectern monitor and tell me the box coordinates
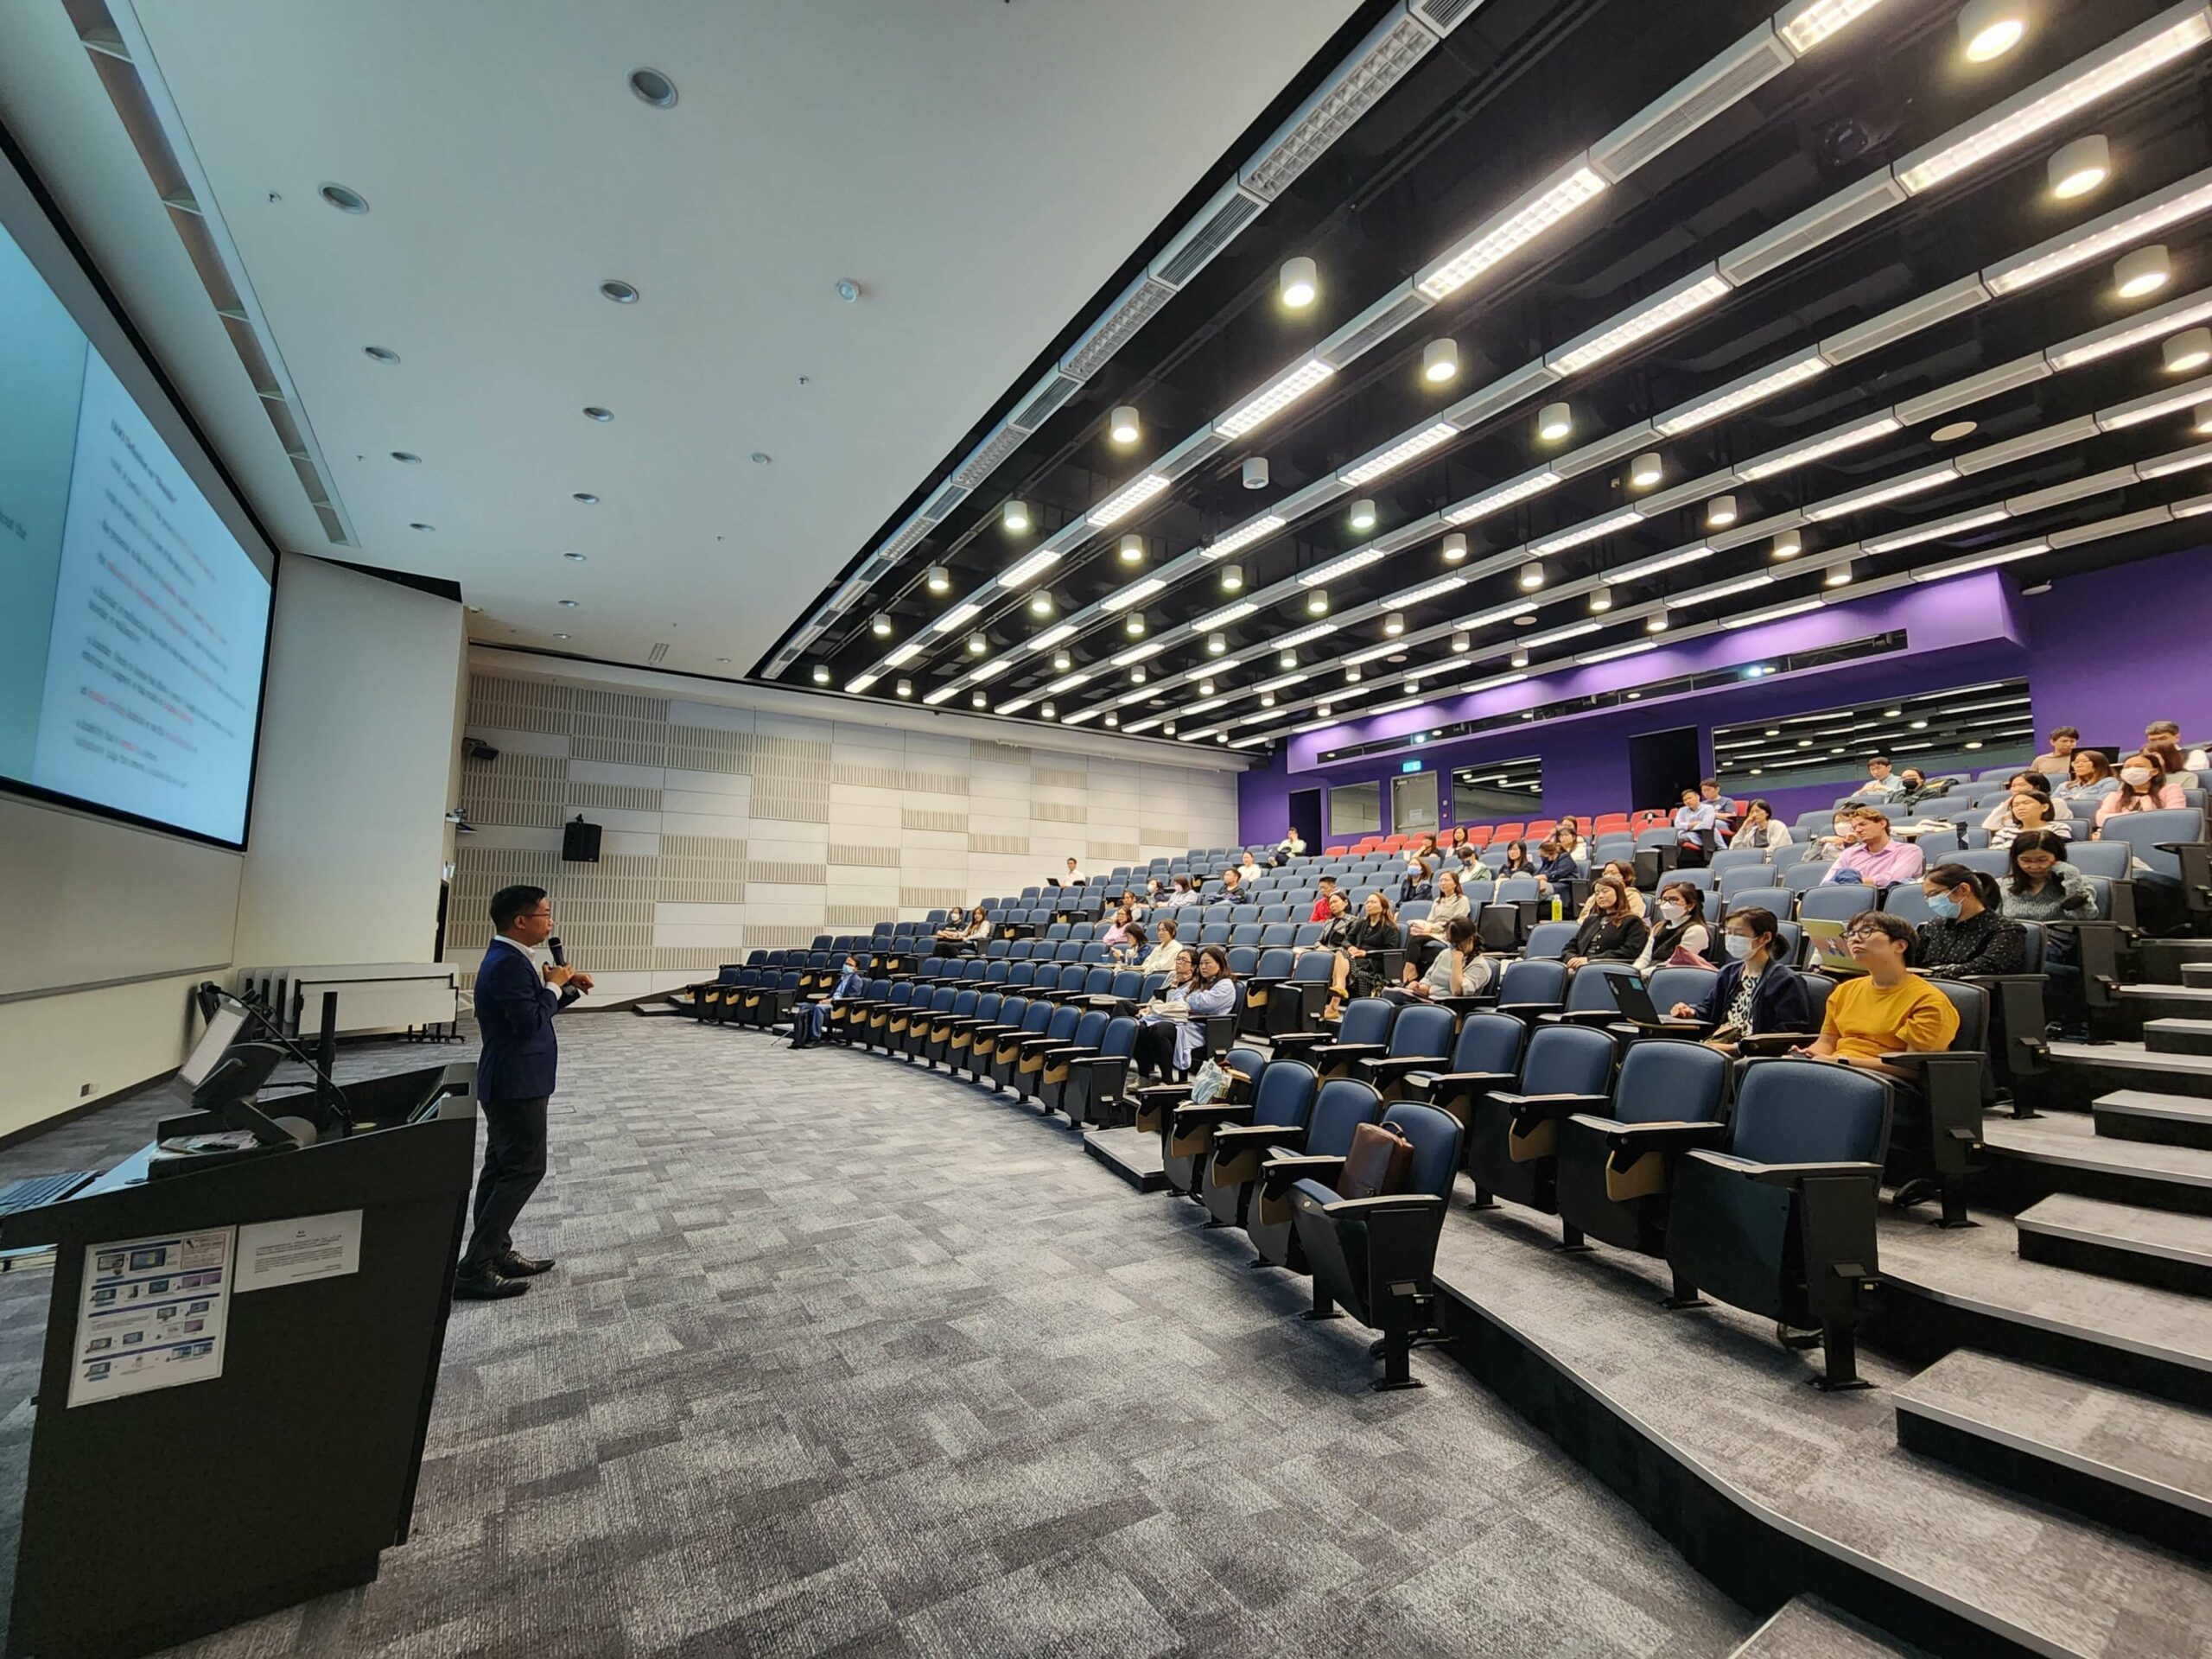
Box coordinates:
[177,997,251,1091]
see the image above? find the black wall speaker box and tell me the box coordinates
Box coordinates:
[561,818,603,863]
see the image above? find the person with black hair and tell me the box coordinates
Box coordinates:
[1636,879,1711,969]
[459,884,592,1301]
[1912,863,2027,976]
[1732,798,1793,857]
[1565,875,1647,971]
[1666,906,1811,1052]
[2000,830,2096,922]
[1394,916,1492,1001]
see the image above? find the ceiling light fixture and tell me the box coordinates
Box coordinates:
[2165,327,2212,372]
[1218,365,1332,440]
[1109,405,1141,445]
[869,613,893,638]
[1195,599,1260,631]
[391,451,421,464]
[563,551,587,563]
[1775,0,1894,54]
[882,640,921,668]
[1417,163,1607,302]
[1102,576,1166,613]
[571,492,598,505]
[600,280,639,304]
[1382,612,1406,637]
[409,521,435,532]
[1446,467,1560,525]
[972,692,988,709]
[812,664,832,685]
[1440,532,1468,564]
[1452,631,1471,654]
[1029,592,1055,618]
[967,632,988,655]
[1862,505,2010,555]
[1123,612,1146,637]
[318,181,369,213]
[1707,493,1738,528]
[1549,270,1732,376]
[1349,498,1378,531]
[1588,585,1613,613]
[1825,560,1855,588]
[1739,416,1900,480]
[1655,352,1829,436]
[1342,423,1457,486]
[1002,499,1031,532]
[1207,632,1228,656]
[1087,472,1167,526]
[582,406,613,423]
[1518,560,1546,591]
[925,565,950,594]
[1027,623,1076,654]
[1959,0,2029,62]
[1306,589,1330,616]
[2117,244,2173,299]
[1536,402,1573,442]
[1218,564,1246,595]
[894,679,912,699]
[1280,256,1318,308]
[1205,515,1287,560]
[999,547,1060,589]
[1118,533,1146,563]
[1040,702,1055,719]
[1510,648,1530,669]
[2196,401,2212,433]
[1931,419,1979,442]
[1647,607,1670,633]
[1051,652,1073,673]
[1278,650,1298,671]
[1807,463,1959,520]
[1423,338,1459,384]
[2050,134,2112,200]
[1530,508,1643,556]
[628,67,678,108]
[1629,452,1662,490]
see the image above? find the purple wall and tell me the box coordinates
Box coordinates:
[2025,545,2212,761]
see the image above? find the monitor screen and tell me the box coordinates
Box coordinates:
[0,197,271,846]
[177,998,249,1090]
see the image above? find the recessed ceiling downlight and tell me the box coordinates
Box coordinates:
[628,67,678,108]
[318,182,368,214]
[1930,419,1979,442]
[572,493,599,505]
[600,279,640,304]
[364,346,399,364]
[582,406,613,423]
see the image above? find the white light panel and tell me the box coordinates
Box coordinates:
[1530,507,1645,555]
[882,640,921,666]
[1806,463,1959,521]
[1216,359,1335,437]
[1100,577,1166,613]
[1393,574,1471,606]
[1548,270,1732,375]
[1205,515,1287,559]
[1274,622,1339,650]
[928,601,982,635]
[1444,468,1562,524]
[1025,622,1077,654]
[1611,543,1713,581]
[1299,546,1387,586]
[845,672,880,694]
[1110,639,1168,667]
[1577,639,1661,663]
[2049,293,2212,370]
[1340,422,1459,486]
[1086,473,1168,527]
[998,547,1062,589]
[1192,599,1261,631]
[1655,351,1828,435]
[1776,0,1895,55]
[1986,170,2212,295]
[1416,162,1608,301]
[1738,415,1900,480]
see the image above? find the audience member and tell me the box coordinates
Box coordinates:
[1855,756,1905,799]
[1911,864,2028,976]
[1552,824,1592,869]
[1822,806,1925,886]
[1808,809,1860,862]
[1535,839,1579,884]
[1636,879,1712,969]
[1137,918,1183,974]
[1166,875,1198,908]
[1143,875,1168,909]
[1982,773,2069,835]
[1308,875,1338,922]
[1101,906,1137,950]
[1272,826,1307,866]
[1398,856,1436,905]
[1236,850,1262,879]
[1405,868,1470,970]
[1133,948,1215,1083]
[1395,917,1493,1002]
[1565,875,1648,971]
[1999,830,2095,923]
[1671,786,1721,867]
[1497,840,1538,879]
[1588,861,1646,917]
[2031,726,2080,778]
[1061,856,1087,886]
[1326,891,1402,1013]
[1220,867,1245,899]
[1666,906,1811,1053]
[1893,767,1954,812]
[1732,798,1793,857]
[934,904,991,956]
[2094,752,2186,832]
[2145,720,2206,788]
[790,955,866,1048]
[1793,913,1959,1077]
[1305,888,1353,959]
[1454,841,1496,880]
[1988,786,2069,851]
[2055,749,2118,809]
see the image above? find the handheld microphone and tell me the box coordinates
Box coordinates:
[549,936,567,967]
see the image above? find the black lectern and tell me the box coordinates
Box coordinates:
[0,1039,479,1659]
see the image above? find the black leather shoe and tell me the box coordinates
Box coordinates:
[454,1268,527,1300]
[493,1250,555,1277]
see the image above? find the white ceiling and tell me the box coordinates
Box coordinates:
[0,0,1363,673]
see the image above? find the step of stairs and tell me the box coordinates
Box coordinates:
[2016,1192,2212,1298]
[2093,1090,2212,1151]
[2115,982,2212,1014]
[1982,1110,2212,1216]
[2140,938,2212,984]
[1729,1595,1927,1658]
[1894,1351,2212,1566]
[2184,961,2212,988]
[2147,1018,2212,1057]
[2045,1039,2212,1101]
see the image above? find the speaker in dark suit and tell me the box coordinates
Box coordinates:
[457,884,588,1300]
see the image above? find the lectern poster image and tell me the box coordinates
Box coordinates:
[68,1227,234,1407]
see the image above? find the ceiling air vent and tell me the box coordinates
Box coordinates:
[1821,275,1992,364]
[647,643,671,665]
[1011,368,1084,429]
[1059,274,1177,380]
[1591,27,1794,182]
[1956,416,2099,474]
[1409,0,1491,34]
[1443,358,1560,430]
[1153,425,1232,481]
[1894,353,2050,425]
[1316,280,1435,368]
[1240,9,1438,201]
[1151,179,1266,289]
[1720,171,1906,287]
[949,420,1027,490]
[919,480,970,522]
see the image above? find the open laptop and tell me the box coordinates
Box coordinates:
[1609,969,1706,1031]
[1799,918,1868,976]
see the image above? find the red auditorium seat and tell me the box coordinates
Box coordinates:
[1325,844,1349,856]
[1491,822,1524,840]
[1465,827,1493,846]
[1526,819,1557,839]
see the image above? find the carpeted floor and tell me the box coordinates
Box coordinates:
[0,1015,1758,1657]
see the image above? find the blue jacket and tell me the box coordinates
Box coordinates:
[1690,957,1813,1035]
[476,940,579,1103]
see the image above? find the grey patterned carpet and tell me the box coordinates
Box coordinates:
[0,1015,1756,1657]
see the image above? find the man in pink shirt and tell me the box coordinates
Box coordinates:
[1822,806,1926,887]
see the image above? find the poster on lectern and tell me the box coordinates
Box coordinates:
[68,1227,234,1407]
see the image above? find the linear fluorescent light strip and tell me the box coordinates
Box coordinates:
[882,640,922,666]
[1043,670,1095,695]
[1025,622,1077,654]
[1612,543,1713,580]
[1896,7,2212,196]
[1216,359,1334,437]
[1299,545,1386,587]
[1418,165,1608,301]
[1655,351,1828,435]
[1912,537,2052,580]
[997,694,1037,715]
[845,672,880,695]
[1548,270,1732,375]
[2050,292,2212,370]
[1340,422,1459,486]
[1530,507,1644,556]
[2136,439,2212,478]
[929,601,982,634]
[1346,639,1411,667]
[2100,372,2212,429]
[1060,709,1098,725]
[1738,415,1900,480]
[1723,598,1825,629]
[923,684,961,706]
[1254,671,1309,696]
[1122,715,1163,734]
[1192,599,1260,631]
[1522,620,1602,650]
[1577,639,1661,664]
[1776,0,1894,55]
[998,547,1062,589]
[1392,575,1470,607]
[1274,622,1338,650]
[1691,574,1777,604]
[1205,515,1287,559]
[1988,170,2212,295]
[1110,639,1168,667]
[1805,464,1958,521]
[1444,467,1562,526]
[1099,576,1166,613]
[1086,473,1168,527]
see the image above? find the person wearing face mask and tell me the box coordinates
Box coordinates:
[1987,787,2069,852]
[1564,875,1648,972]
[791,955,867,1048]
[1809,810,1859,862]
[1398,855,1436,905]
[1667,907,1811,1052]
[1822,807,1924,886]
[1893,767,1954,812]
[1636,879,1712,970]
[1911,864,2027,977]
[2094,752,2187,832]
[2144,720,2206,789]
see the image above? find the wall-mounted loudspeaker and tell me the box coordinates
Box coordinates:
[561,816,602,863]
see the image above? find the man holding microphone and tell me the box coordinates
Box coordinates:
[454,884,592,1301]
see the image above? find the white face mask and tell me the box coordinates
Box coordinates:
[2122,766,2154,787]
[1659,899,1688,924]
[1725,933,1755,960]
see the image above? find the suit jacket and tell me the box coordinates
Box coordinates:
[476,941,580,1103]
[1691,958,1813,1036]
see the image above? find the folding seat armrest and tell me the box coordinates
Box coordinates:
[1262,1153,1345,1198]
[1491,1090,1612,1128]
[1365,1054,1450,1085]
[1734,1032,1819,1057]
[1168,1102,1255,1132]
[1683,1151,1883,1185]
[1319,1192,1446,1219]
[1428,993,1494,1020]
[1212,1122,1302,1157]
[1310,1040,1388,1066]
[1541,1008,1624,1028]
[1071,1051,1128,1071]
[1586,1116,1730,1155]
[1495,999,1564,1023]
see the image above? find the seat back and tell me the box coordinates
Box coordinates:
[2063,841,2131,880]
[1496,958,1566,1007]
[973,991,1003,1023]
[1019,1000,1053,1037]
[1337,997,1395,1047]
[1379,1102,1463,1201]
[1518,1024,1616,1096]
[1452,1012,1526,1073]
[1883,885,1933,925]
[1613,1039,1730,1127]
[1560,964,1631,1015]
[1045,1004,1082,1042]
[1732,1059,1891,1165]
[950,988,979,1018]
[1307,1079,1385,1157]
[1645,965,1716,1015]
[1083,967,1116,997]
[1798,885,1878,925]
[1523,920,1579,960]
[1725,887,1790,918]
[1249,1058,1320,1129]
[1386,1003,1456,1060]
[1071,1008,1110,1049]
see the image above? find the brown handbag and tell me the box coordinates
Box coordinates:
[1338,1121,1414,1200]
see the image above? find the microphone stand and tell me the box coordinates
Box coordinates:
[196,981,353,1134]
